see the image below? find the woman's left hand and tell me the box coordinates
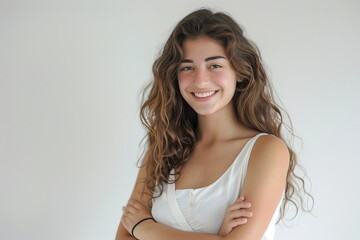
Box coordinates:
[121,199,153,235]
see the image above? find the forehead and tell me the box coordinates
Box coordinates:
[181,36,226,58]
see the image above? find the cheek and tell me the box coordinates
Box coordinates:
[214,72,237,88]
[177,74,191,91]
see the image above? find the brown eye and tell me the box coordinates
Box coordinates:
[180,66,194,72]
[210,64,222,69]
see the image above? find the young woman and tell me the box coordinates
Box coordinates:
[116,9,311,240]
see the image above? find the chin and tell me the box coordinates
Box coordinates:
[193,108,217,116]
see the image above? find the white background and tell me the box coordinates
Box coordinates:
[1,0,359,239]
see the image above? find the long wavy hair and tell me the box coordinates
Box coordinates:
[139,8,312,220]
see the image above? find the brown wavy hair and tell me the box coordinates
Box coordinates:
[139,8,312,220]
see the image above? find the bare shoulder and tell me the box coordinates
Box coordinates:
[249,134,290,171]
[227,134,290,239]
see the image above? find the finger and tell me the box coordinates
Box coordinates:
[227,203,244,212]
[128,199,141,209]
[236,196,245,202]
[234,196,252,205]
[128,199,148,210]
[121,214,129,227]
[228,217,248,227]
[226,209,253,220]
[224,209,252,220]
[124,204,138,215]
[122,206,136,217]
[221,214,249,236]
[233,201,252,209]
[226,201,251,212]
[230,209,253,219]
[233,217,248,225]
[222,226,232,236]
[122,206,130,215]
[223,217,248,233]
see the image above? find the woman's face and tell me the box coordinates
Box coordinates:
[177,35,237,116]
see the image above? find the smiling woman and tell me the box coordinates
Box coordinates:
[178,36,237,115]
[116,8,312,240]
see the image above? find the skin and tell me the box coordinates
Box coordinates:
[121,197,252,238]
[117,36,289,240]
[177,35,237,116]
[219,196,253,236]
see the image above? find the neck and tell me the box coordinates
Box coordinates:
[197,103,244,143]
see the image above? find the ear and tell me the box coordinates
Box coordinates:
[236,76,250,91]
[236,75,244,83]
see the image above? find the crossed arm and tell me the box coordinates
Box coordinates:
[122,196,252,240]
[116,135,289,240]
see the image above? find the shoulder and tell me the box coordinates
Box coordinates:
[255,134,289,155]
[250,134,290,169]
[230,134,290,239]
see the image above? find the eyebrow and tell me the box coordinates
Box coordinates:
[180,55,226,63]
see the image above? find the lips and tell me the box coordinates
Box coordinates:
[192,90,218,98]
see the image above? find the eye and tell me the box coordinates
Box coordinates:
[210,64,222,69]
[179,66,194,72]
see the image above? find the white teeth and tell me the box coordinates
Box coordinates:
[193,91,216,98]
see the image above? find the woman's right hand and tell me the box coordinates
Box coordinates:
[218,196,253,236]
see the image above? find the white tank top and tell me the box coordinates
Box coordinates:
[152,133,282,239]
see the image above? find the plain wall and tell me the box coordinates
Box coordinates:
[1,0,359,239]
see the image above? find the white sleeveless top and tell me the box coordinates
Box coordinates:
[152,133,282,239]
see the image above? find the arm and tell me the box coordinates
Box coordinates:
[122,135,289,240]
[117,163,252,240]
[123,196,252,239]
[218,196,253,236]
[115,160,151,240]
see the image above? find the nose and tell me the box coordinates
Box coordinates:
[193,67,210,87]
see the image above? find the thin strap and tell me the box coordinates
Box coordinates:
[232,132,268,169]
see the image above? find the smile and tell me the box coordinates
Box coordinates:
[192,90,218,98]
